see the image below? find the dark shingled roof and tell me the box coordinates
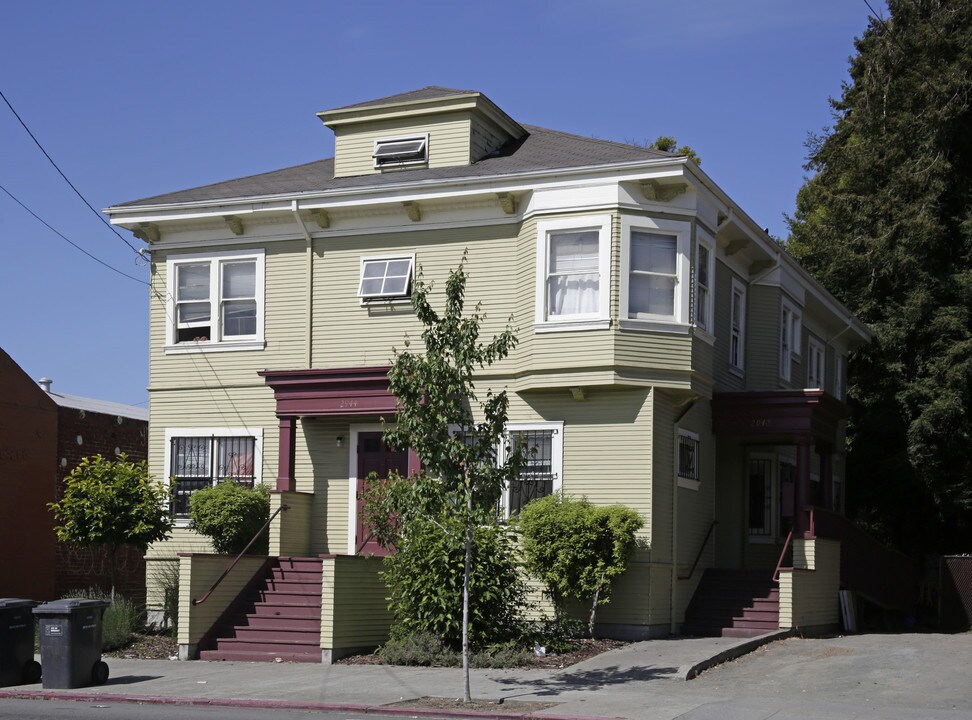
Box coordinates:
[114,125,674,208]
[329,86,479,111]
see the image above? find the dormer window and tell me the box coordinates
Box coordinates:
[373,134,428,168]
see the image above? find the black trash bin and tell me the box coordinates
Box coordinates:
[33,599,110,689]
[0,599,41,687]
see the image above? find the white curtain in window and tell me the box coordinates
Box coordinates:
[547,231,599,316]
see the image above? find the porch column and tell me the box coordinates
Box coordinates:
[819,443,834,511]
[276,416,297,492]
[793,435,813,537]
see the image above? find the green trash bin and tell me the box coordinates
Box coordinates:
[33,599,109,689]
[0,599,41,687]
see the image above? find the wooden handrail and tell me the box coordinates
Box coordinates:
[678,520,718,580]
[772,529,794,583]
[192,504,289,606]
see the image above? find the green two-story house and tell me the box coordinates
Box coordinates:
[108,87,895,663]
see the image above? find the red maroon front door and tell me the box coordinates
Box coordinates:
[356,432,408,555]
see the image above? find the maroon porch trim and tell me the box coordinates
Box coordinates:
[713,390,848,539]
[258,366,396,418]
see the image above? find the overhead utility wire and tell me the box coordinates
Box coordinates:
[0,182,148,286]
[0,88,141,255]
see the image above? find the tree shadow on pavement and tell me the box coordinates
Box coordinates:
[103,675,163,685]
[492,665,680,696]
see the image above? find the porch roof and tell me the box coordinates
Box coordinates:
[711,389,847,445]
[258,366,395,417]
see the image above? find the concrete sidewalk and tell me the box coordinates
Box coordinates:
[0,633,784,719]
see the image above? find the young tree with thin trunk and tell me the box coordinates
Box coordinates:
[373,252,524,703]
[49,454,172,598]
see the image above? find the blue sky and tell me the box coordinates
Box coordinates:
[0,1,880,407]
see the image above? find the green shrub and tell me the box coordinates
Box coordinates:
[522,616,586,654]
[188,482,270,555]
[470,641,532,668]
[380,512,525,650]
[62,588,142,651]
[378,631,460,666]
[518,494,643,635]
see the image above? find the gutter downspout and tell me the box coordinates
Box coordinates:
[291,201,314,368]
[670,396,699,635]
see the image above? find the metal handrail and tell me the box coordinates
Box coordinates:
[772,529,794,583]
[192,504,289,606]
[678,520,718,580]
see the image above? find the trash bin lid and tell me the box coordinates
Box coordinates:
[33,598,110,614]
[0,598,37,609]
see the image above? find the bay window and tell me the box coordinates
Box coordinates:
[535,216,610,330]
[620,216,691,329]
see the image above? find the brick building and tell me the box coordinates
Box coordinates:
[0,347,148,602]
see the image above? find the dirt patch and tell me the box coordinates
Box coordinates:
[104,632,178,660]
[807,645,856,660]
[386,696,558,713]
[337,637,627,669]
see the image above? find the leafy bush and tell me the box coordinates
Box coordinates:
[377,502,525,650]
[188,482,270,555]
[522,615,587,655]
[378,632,531,668]
[63,588,142,651]
[518,494,643,635]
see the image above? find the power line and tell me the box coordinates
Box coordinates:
[0,182,148,286]
[0,87,141,256]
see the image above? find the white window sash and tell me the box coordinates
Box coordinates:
[620,215,691,326]
[535,216,611,326]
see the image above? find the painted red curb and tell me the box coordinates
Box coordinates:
[0,689,620,720]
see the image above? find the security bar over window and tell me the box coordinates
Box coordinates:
[508,429,556,514]
[170,436,256,517]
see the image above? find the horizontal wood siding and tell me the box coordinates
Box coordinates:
[333,114,472,176]
[746,284,780,389]
[614,332,694,376]
[311,225,522,373]
[780,538,841,629]
[470,115,508,161]
[320,555,392,650]
[712,262,746,391]
[149,241,307,390]
[178,554,267,646]
[301,416,353,555]
[269,491,313,557]
[651,391,675,561]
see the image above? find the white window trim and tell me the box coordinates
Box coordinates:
[780,299,802,382]
[534,215,611,331]
[730,277,747,375]
[357,253,416,304]
[498,421,564,518]
[165,248,265,354]
[807,336,825,389]
[372,132,429,169]
[676,428,701,491]
[163,427,264,528]
[619,215,691,330]
[694,232,715,337]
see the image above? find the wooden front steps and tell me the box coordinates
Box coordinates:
[200,557,323,663]
[683,569,780,638]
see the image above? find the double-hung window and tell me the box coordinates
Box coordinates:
[780,300,802,382]
[807,336,825,389]
[499,422,563,516]
[730,278,747,372]
[834,355,845,400]
[620,216,691,329]
[695,239,714,333]
[166,249,265,352]
[165,429,262,519]
[535,216,610,329]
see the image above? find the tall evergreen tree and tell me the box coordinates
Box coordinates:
[788,0,972,553]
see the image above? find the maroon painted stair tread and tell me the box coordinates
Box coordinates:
[683,569,780,638]
[200,557,323,663]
